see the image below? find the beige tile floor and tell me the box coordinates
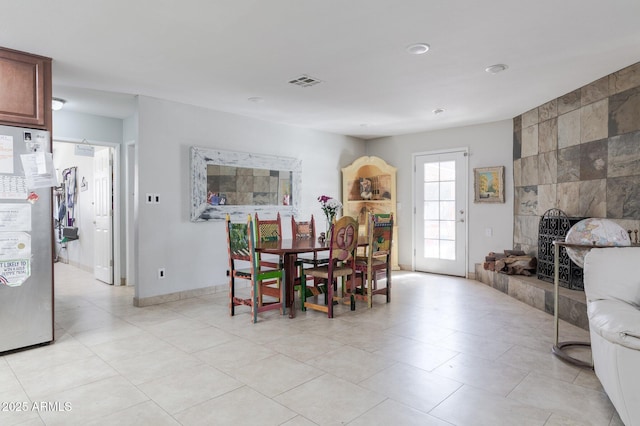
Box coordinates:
[0,263,624,426]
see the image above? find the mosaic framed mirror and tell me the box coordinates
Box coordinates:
[190,146,301,221]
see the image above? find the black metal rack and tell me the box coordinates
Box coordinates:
[537,208,585,290]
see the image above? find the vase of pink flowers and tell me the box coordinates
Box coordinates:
[318,195,342,239]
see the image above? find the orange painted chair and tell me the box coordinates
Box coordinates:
[291,214,331,265]
[291,214,315,241]
[301,215,359,318]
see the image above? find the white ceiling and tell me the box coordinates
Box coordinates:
[4,1,640,139]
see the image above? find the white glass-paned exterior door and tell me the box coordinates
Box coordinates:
[414,150,467,276]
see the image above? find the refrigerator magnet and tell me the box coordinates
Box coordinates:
[26,192,39,204]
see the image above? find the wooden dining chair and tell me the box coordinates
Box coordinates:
[301,215,359,318]
[354,213,393,308]
[291,214,327,300]
[291,214,331,265]
[226,214,285,323]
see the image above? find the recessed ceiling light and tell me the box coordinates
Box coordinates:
[433,108,445,115]
[247,97,264,103]
[485,64,509,74]
[406,43,430,55]
[52,98,66,111]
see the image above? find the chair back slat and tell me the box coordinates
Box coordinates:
[292,214,316,240]
[329,216,359,262]
[255,212,282,242]
[372,213,393,255]
[227,220,250,261]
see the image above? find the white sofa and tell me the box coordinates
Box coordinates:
[584,247,640,426]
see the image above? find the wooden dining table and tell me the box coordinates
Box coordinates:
[255,237,367,318]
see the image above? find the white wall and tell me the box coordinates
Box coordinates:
[123,112,139,286]
[53,110,123,143]
[365,120,514,274]
[135,96,365,300]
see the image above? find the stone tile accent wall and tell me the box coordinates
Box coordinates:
[514,62,640,255]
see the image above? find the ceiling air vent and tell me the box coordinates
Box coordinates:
[288,74,322,88]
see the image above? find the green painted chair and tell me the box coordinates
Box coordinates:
[226,214,285,323]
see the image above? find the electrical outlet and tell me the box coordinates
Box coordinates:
[154,193,160,204]
[158,268,166,279]
[146,193,153,204]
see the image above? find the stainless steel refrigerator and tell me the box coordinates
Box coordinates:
[0,124,54,353]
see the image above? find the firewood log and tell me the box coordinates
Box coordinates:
[506,265,533,275]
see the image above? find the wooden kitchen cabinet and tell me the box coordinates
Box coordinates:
[0,47,52,129]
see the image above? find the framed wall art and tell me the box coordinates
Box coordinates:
[190,146,301,221]
[474,166,505,203]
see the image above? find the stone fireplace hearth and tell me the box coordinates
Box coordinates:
[475,264,588,331]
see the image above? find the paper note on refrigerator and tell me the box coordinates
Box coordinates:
[0,204,31,231]
[0,135,14,174]
[0,175,28,200]
[0,231,31,287]
[0,259,31,287]
[19,152,58,189]
[0,232,31,259]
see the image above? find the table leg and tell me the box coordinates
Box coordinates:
[284,254,297,318]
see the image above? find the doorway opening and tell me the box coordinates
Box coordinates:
[52,140,122,285]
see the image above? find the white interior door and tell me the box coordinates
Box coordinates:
[414,150,468,276]
[94,147,113,284]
